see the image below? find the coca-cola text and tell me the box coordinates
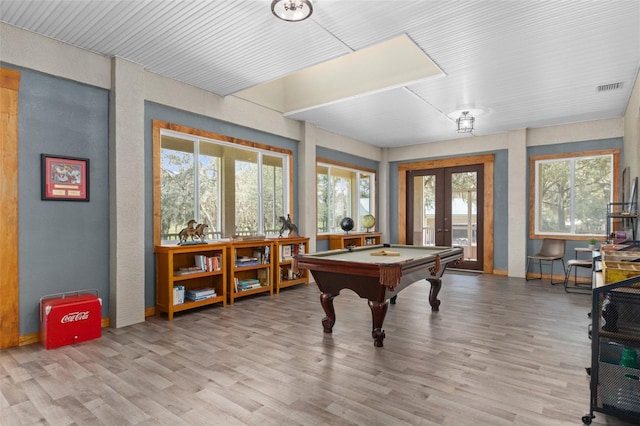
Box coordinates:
[61,311,90,323]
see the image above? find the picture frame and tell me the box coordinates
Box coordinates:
[41,154,90,201]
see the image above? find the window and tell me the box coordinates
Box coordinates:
[153,121,292,244]
[530,149,619,238]
[317,160,375,233]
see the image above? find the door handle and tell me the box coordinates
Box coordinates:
[444,229,449,232]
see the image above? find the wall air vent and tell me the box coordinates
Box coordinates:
[596,82,623,92]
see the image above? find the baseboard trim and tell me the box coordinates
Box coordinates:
[18,317,111,347]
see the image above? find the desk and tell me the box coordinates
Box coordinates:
[294,244,463,347]
[575,246,594,258]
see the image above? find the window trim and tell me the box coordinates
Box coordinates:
[152,120,294,246]
[528,148,620,240]
[316,157,376,237]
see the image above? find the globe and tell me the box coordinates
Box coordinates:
[362,214,376,231]
[340,217,354,233]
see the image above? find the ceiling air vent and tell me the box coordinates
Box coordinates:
[597,82,623,92]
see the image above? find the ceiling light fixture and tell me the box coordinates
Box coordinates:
[271,0,313,22]
[456,111,475,133]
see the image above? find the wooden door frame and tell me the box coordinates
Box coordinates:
[1,67,21,349]
[398,154,494,274]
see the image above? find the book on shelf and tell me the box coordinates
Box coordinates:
[173,285,185,305]
[281,244,292,261]
[185,287,217,301]
[175,266,203,276]
[207,254,222,271]
[235,256,260,267]
[194,254,223,272]
[365,237,377,245]
[238,282,262,291]
[234,277,264,292]
[186,294,217,301]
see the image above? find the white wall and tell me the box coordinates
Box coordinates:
[624,71,640,179]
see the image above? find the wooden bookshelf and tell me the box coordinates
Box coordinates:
[328,232,382,250]
[154,242,227,320]
[228,240,274,305]
[270,236,310,294]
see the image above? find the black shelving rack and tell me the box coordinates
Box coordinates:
[583,273,640,424]
[606,202,638,242]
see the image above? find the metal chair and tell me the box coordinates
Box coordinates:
[526,238,566,285]
[563,259,593,293]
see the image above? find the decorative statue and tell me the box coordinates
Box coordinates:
[278,214,299,237]
[194,223,208,242]
[178,219,197,244]
[178,220,209,244]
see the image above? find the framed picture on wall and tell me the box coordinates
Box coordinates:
[41,154,90,201]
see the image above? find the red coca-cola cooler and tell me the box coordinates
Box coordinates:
[40,290,102,349]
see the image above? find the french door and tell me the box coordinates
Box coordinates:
[407,164,484,270]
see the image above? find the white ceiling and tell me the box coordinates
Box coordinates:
[1,0,639,148]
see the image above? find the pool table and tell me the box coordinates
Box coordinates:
[294,244,463,347]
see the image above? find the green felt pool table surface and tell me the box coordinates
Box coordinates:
[303,244,460,264]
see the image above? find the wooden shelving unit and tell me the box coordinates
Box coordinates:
[154,242,227,320]
[270,236,310,294]
[328,232,382,250]
[228,240,274,304]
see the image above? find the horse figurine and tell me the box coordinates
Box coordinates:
[178,219,197,244]
[278,214,299,237]
[194,223,209,241]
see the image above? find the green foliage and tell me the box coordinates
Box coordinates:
[538,155,611,235]
[161,139,286,238]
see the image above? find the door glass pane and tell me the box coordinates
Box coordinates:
[451,171,477,261]
[414,175,436,246]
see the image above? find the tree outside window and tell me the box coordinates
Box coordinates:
[317,162,375,233]
[532,151,617,237]
[156,125,290,243]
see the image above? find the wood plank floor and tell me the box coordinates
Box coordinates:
[0,273,635,425]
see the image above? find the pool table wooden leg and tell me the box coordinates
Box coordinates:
[368,299,388,347]
[427,278,442,311]
[319,292,336,333]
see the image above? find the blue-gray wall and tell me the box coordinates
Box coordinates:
[143,102,300,309]
[7,64,110,335]
[315,146,381,252]
[389,150,509,271]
